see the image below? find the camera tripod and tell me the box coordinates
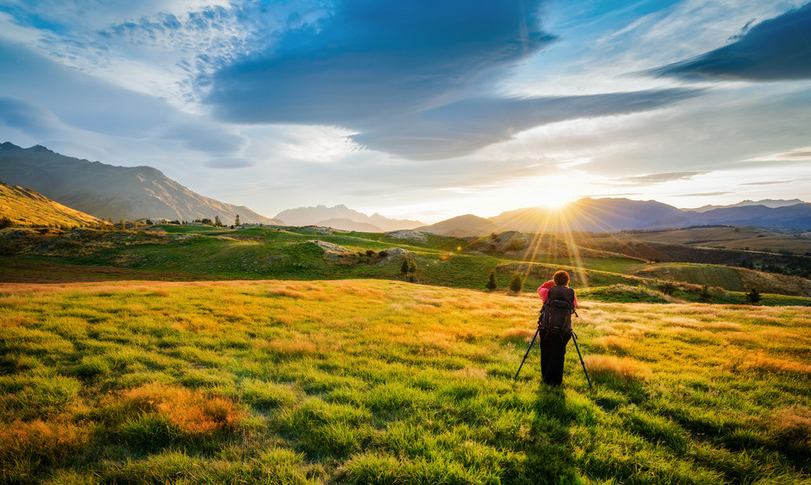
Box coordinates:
[513,326,593,390]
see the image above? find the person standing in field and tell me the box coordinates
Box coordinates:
[537,270,578,386]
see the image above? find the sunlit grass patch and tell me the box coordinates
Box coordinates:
[502,327,536,343]
[263,340,318,359]
[594,335,633,352]
[660,316,701,328]
[0,418,89,482]
[704,321,742,331]
[772,406,811,451]
[741,351,811,375]
[583,355,652,382]
[113,383,245,446]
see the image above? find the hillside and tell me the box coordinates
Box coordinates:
[0,179,102,228]
[417,214,499,237]
[1,279,809,484]
[0,143,280,224]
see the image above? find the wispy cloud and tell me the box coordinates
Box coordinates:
[740,180,792,186]
[615,171,709,185]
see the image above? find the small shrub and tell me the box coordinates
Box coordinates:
[699,285,711,301]
[658,281,676,295]
[746,288,761,304]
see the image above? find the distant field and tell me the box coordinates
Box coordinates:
[1,279,809,484]
[592,226,811,255]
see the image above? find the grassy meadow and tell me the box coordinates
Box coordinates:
[1,279,810,484]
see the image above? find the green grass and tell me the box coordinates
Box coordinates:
[0,279,809,484]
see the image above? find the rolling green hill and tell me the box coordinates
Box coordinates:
[1,224,809,304]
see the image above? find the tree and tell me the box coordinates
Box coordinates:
[408,259,417,274]
[235,214,241,227]
[401,258,409,274]
[214,215,223,227]
[119,219,125,230]
[485,270,497,291]
[745,288,761,304]
[0,216,13,229]
[509,272,524,293]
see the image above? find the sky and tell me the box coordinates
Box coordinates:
[1,0,810,223]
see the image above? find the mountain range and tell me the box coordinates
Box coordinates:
[416,197,811,236]
[1,142,809,234]
[273,205,423,232]
[0,143,279,224]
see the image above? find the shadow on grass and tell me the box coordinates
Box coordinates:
[525,384,580,485]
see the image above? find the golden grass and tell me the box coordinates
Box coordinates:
[263,340,318,358]
[773,406,811,445]
[583,355,652,381]
[502,328,536,343]
[741,351,811,375]
[120,383,244,435]
[0,418,88,464]
[594,335,633,352]
[704,321,742,331]
[660,316,701,328]
[453,367,488,380]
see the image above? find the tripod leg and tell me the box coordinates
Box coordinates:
[571,332,593,390]
[514,327,541,380]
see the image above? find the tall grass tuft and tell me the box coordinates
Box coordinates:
[583,355,652,382]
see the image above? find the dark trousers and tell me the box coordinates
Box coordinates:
[540,329,571,386]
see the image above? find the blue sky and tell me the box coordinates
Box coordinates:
[1,0,810,222]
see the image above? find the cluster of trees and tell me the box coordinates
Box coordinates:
[484,270,525,293]
[192,215,242,228]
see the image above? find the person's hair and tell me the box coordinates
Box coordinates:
[553,270,570,286]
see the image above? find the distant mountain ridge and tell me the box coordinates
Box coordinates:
[0,143,280,224]
[274,204,423,231]
[687,199,806,212]
[417,197,811,236]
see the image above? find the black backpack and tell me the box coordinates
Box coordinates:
[538,286,576,334]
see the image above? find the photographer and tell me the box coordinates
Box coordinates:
[537,270,578,386]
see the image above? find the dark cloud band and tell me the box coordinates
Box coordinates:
[649,2,811,82]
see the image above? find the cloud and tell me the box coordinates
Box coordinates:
[615,171,708,185]
[205,0,703,159]
[673,191,732,197]
[0,97,62,137]
[649,2,811,82]
[208,1,554,121]
[361,88,701,159]
[204,157,254,169]
[739,180,792,186]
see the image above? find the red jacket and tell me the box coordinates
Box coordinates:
[538,280,578,307]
